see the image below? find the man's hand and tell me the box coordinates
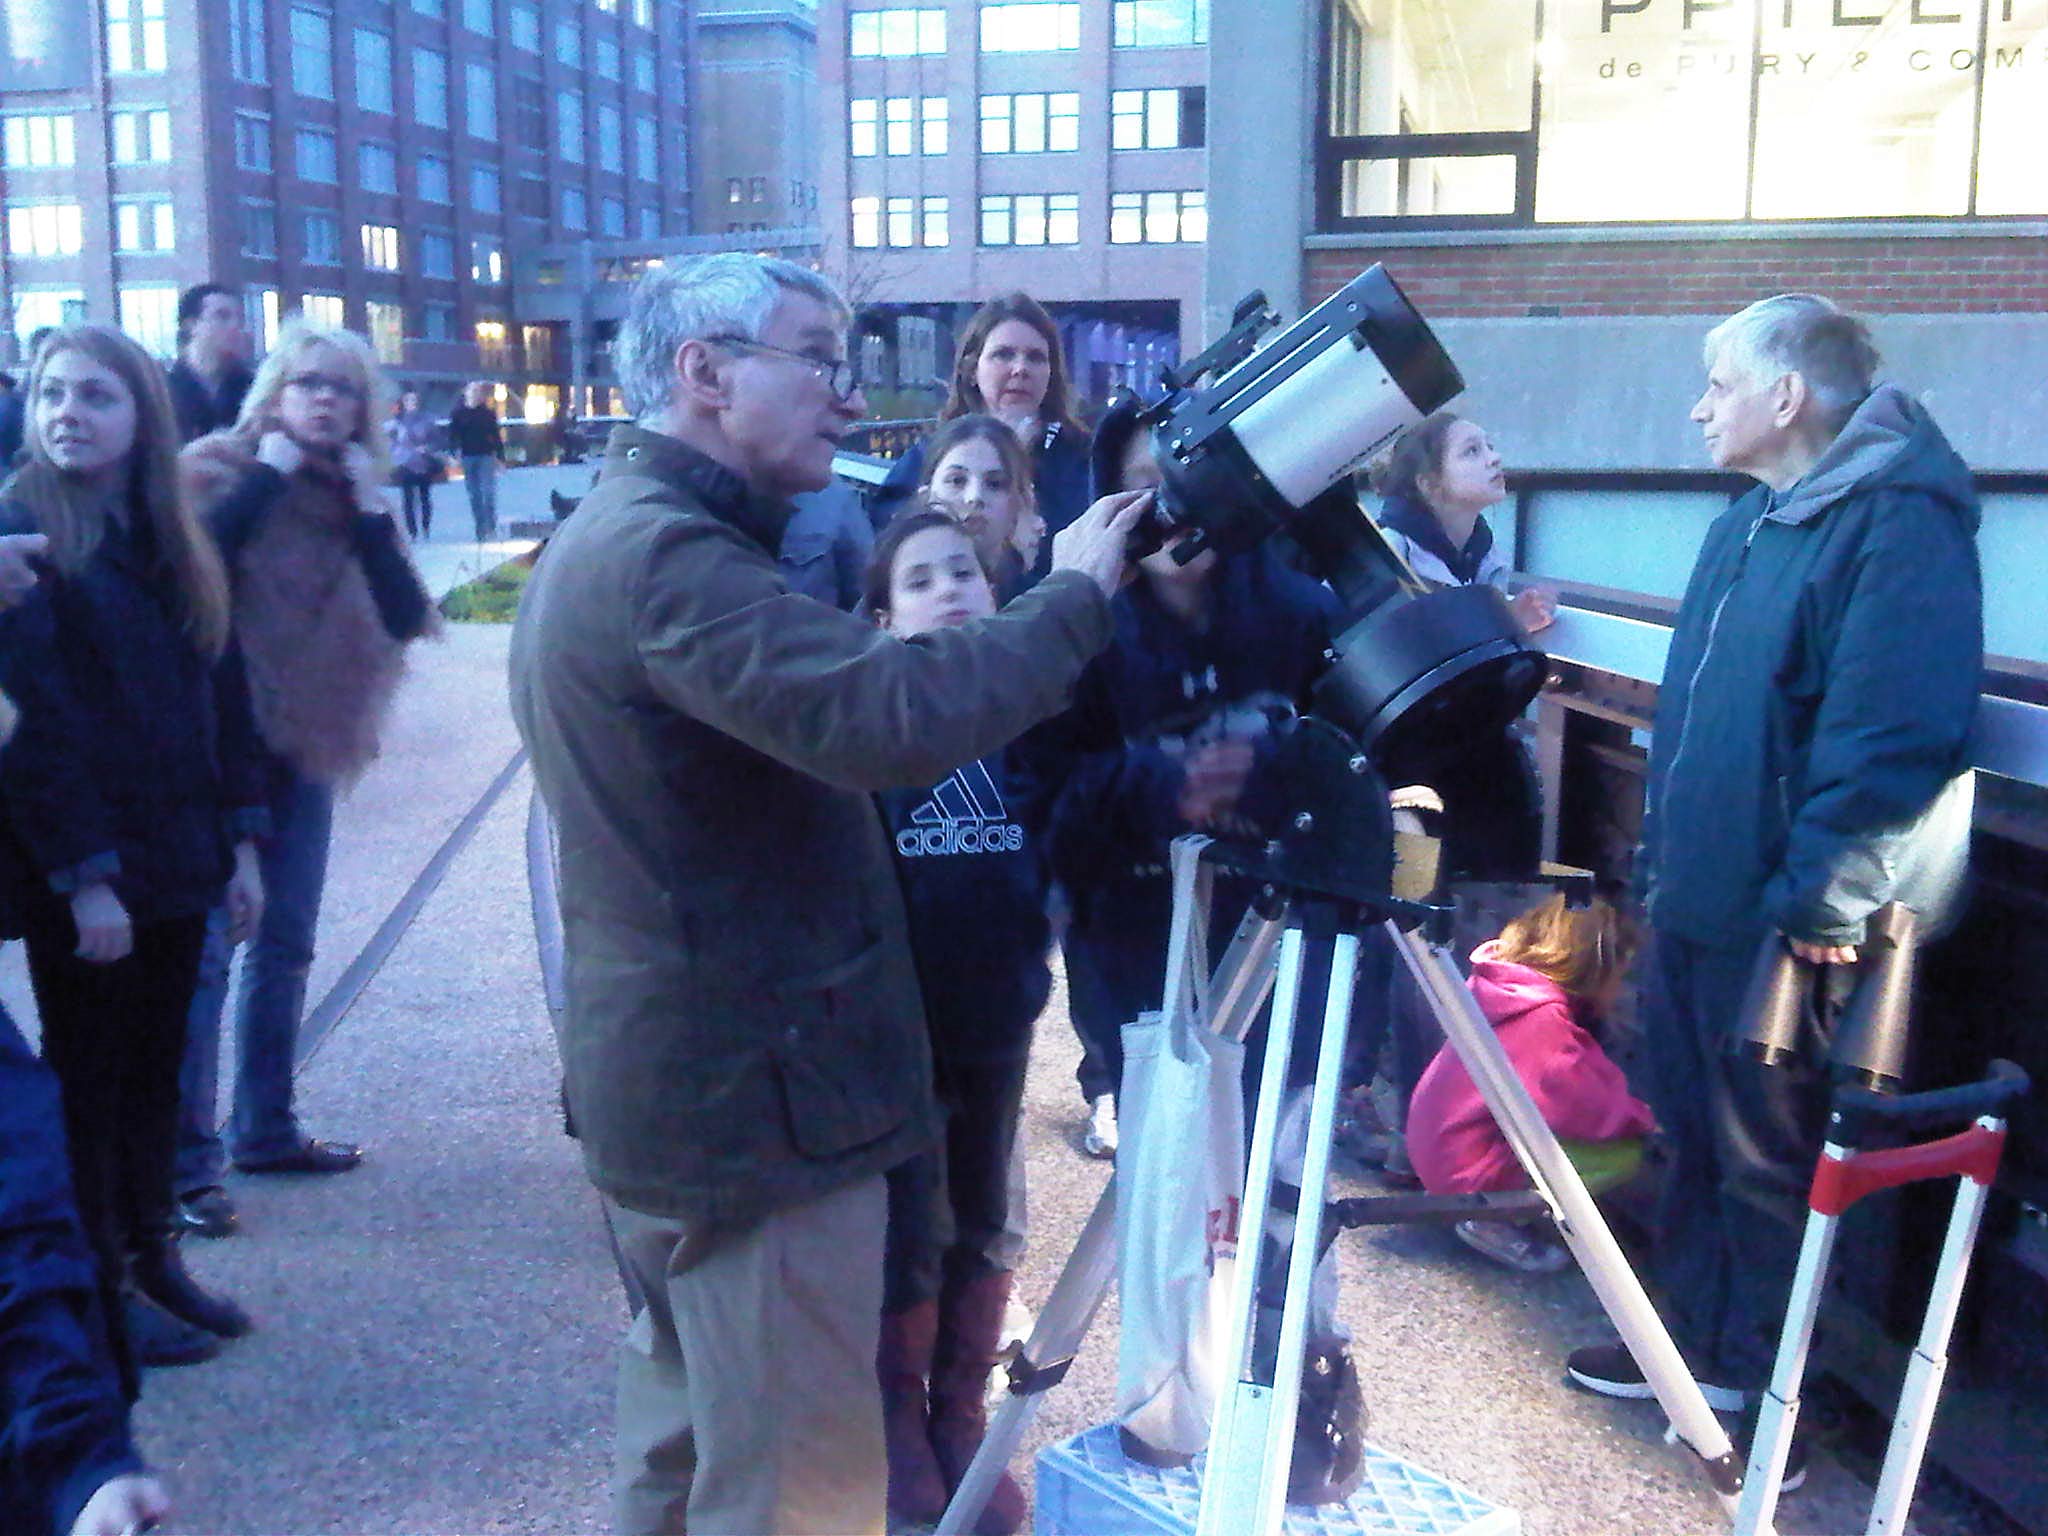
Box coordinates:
[71,884,133,965]
[256,431,304,478]
[70,1471,170,1536]
[225,841,265,947]
[1050,489,1152,599]
[0,531,48,608]
[1788,937,1858,965]
[1176,740,1255,829]
[1510,584,1558,634]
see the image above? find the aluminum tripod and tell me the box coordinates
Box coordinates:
[937,838,1742,1536]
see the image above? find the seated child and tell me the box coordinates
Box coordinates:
[1406,892,1654,1273]
[917,414,1046,600]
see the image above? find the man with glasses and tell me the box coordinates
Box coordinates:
[510,253,1147,1535]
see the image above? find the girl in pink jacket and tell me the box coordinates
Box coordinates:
[1407,893,1654,1272]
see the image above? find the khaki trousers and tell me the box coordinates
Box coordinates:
[605,1177,888,1536]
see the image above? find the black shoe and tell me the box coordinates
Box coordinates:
[177,1185,238,1239]
[234,1138,363,1175]
[1565,1341,1748,1413]
[132,1242,253,1339]
[1289,1347,1368,1506]
[122,1289,222,1367]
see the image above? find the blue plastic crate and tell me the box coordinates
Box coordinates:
[1035,1423,1520,1536]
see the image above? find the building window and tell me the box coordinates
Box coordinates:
[598,104,624,173]
[241,200,278,257]
[727,177,743,205]
[597,36,621,79]
[355,29,394,115]
[418,154,451,203]
[13,290,87,352]
[980,3,1079,52]
[303,293,345,329]
[514,174,548,218]
[601,195,625,237]
[244,285,280,351]
[472,238,505,283]
[922,97,948,155]
[359,141,399,194]
[367,301,405,366]
[980,93,1079,154]
[1112,87,1204,150]
[295,127,339,183]
[635,114,658,180]
[290,8,333,98]
[419,231,456,279]
[510,2,540,50]
[413,47,450,128]
[979,192,1078,246]
[108,0,169,74]
[111,110,172,164]
[850,98,878,157]
[302,212,341,266]
[114,200,175,253]
[558,90,585,162]
[638,205,660,238]
[513,77,546,147]
[470,164,502,212]
[361,224,401,270]
[118,284,180,358]
[850,195,880,247]
[555,18,583,67]
[922,195,948,247]
[633,50,655,92]
[885,195,914,246]
[464,0,494,33]
[7,203,84,257]
[1112,0,1207,47]
[1109,189,1205,243]
[3,116,76,169]
[233,112,272,171]
[230,0,268,83]
[849,8,945,58]
[423,302,455,342]
[464,63,497,138]
[561,186,587,229]
[411,0,446,17]
[885,97,914,156]
[475,319,508,368]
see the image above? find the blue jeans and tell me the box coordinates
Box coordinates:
[176,771,335,1188]
[461,455,497,539]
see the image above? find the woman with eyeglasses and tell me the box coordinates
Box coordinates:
[0,324,269,1372]
[170,322,436,1241]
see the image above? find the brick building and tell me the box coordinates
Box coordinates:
[0,0,808,422]
[1210,1,2048,658]
[818,0,1209,414]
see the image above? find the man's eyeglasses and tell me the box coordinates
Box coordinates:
[705,336,859,403]
[285,371,366,402]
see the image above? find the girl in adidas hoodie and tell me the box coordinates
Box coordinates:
[1407,892,1655,1270]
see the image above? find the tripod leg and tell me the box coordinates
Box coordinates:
[1388,924,1744,1506]
[1734,1201,1840,1536]
[934,897,1284,1536]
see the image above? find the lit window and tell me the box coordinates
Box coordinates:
[3,115,77,169]
[6,203,84,258]
[850,9,945,58]
[981,3,1079,52]
[1112,0,1207,47]
[303,293,345,329]
[851,196,880,247]
[475,318,509,367]
[367,301,405,366]
[471,238,505,284]
[850,99,878,158]
[922,97,948,155]
[922,195,949,247]
[361,223,402,270]
[108,0,169,74]
[245,287,281,352]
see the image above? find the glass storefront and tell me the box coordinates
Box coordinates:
[1324,0,2048,223]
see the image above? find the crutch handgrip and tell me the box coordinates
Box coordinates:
[1810,1124,2007,1217]
[1829,1059,2030,1149]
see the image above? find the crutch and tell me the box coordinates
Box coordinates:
[1734,1059,2031,1536]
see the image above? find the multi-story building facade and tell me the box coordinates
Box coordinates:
[0,0,700,419]
[819,0,1209,413]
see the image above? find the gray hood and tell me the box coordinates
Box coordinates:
[1768,382,1980,534]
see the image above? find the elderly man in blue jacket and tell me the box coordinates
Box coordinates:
[1565,296,1982,1458]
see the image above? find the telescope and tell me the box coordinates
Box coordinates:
[1117,265,1551,902]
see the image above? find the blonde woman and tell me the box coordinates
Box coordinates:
[0,324,269,1370]
[173,321,436,1237]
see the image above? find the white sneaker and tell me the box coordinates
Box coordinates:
[1001,1293,1035,1354]
[1082,1095,1119,1159]
[1454,1218,1570,1274]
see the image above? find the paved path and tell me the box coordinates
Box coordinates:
[0,549,2016,1532]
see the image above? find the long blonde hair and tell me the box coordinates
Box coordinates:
[236,319,395,483]
[11,323,230,658]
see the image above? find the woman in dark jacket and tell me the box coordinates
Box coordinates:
[0,324,267,1373]
[871,293,1092,556]
[171,321,437,1238]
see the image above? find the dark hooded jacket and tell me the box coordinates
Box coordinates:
[1643,384,1982,951]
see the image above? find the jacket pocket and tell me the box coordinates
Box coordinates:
[769,937,926,1160]
[780,528,833,569]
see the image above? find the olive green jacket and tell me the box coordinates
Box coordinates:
[508,426,1111,1226]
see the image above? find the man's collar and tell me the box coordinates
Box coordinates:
[602,423,791,553]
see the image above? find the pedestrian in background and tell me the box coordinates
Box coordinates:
[448,381,504,541]
[385,389,441,540]
[0,324,266,1372]
[165,284,253,446]
[172,321,437,1240]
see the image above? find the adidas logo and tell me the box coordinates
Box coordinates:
[897,762,1026,858]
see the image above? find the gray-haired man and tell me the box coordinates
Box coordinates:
[509,254,1145,1533]
[1566,296,1982,1468]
